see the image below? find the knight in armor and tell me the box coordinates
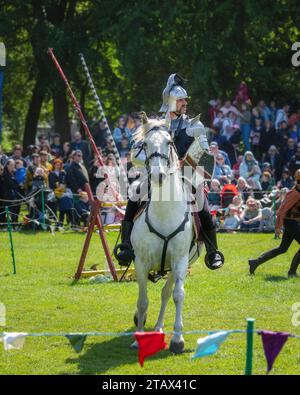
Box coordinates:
[114,73,224,270]
[249,169,300,276]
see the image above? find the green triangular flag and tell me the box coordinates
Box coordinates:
[66,334,87,353]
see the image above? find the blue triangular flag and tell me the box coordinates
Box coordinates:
[192,331,230,359]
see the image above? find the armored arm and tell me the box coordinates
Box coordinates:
[186,114,209,151]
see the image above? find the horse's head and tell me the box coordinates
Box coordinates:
[134,114,178,186]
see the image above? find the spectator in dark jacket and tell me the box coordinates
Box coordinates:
[264,145,282,182]
[70,132,91,166]
[66,150,89,194]
[289,143,300,175]
[49,159,66,190]
[50,134,64,158]
[2,159,21,225]
[9,145,27,168]
[0,164,5,225]
[92,120,110,149]
[281,138,297,165]
[62,142,72,164]
[260,120,276,160]
[48,159,66,220]
[277,168,294,190]
[274,121,289,151]
[250,118,264,161]
[0,147,8,166]
[88,151,103,194]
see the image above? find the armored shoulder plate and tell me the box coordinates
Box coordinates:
[186,114,209,151]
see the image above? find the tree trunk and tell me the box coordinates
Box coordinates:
[53,87,71,143]
[23,73,45,148]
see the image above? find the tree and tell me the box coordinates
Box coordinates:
[0,0,300,149]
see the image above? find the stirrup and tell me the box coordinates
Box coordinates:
[204,250,224,270]
[113,243,135,266]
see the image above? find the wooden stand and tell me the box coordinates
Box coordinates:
[74,184,118,281]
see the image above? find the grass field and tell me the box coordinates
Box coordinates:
[0,230,299,375]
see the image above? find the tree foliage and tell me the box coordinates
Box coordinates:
[0,0,299,148]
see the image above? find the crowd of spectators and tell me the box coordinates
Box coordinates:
[207,82,300,232]
[0,114,138,229]
[0,85,300,232]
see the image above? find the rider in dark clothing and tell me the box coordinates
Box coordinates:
[249,169,300,276]
[115,74,224,270]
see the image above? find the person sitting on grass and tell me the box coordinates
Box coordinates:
[208,179,222,210]
[213,153,233,181]
[222,204,240,233]
[258,207,275,233]
[232,194,244,215]
[277,168,294,190]
[240,197,262,232]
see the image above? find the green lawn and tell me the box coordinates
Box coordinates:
[0,230,299,375]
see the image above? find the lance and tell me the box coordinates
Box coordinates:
[47,48,120,200]
[48,48,118,281]
[79,53,128,188]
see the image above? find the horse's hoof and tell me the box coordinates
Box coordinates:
[133,312,147,327]
[169,340,185,354]
[130,340,138,349]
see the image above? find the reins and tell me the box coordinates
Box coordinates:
[145,202,189,277]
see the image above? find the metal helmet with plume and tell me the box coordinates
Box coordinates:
[159,73,188,114]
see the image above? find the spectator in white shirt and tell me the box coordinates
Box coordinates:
[220,100,241,117]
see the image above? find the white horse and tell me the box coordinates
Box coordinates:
[130,119,202,353]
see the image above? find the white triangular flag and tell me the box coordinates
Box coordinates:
[3,332,28,350]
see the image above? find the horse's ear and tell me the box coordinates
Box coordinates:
[139,111,149,125]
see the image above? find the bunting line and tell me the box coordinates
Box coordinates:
[1,328,300,372]
[1,329,299,338]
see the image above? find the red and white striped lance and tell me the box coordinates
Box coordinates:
[48,48,121,201]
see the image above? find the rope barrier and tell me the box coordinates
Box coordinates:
[0,189,282,206]
[0,189,41,203]
[0,329,299,338]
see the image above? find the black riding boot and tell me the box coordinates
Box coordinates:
[288,250,300,277]
[248,249,278,275]
[203,228,224,270]
[114,198,139,266]
[114,220,135,266]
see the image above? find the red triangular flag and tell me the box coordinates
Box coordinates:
[260,331,289,373]
[135,332,167,367]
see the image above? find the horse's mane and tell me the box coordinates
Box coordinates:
[133,117,167,143]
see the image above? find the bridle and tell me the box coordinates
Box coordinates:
[135,127,178,174]
[145,151,171,169]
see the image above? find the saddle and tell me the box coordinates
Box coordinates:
[133,201,201,242]
[133,200,202,283]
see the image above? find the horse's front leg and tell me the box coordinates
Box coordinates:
[170,256,189,354]
[154,272,174,332]
[131,258,149,349]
